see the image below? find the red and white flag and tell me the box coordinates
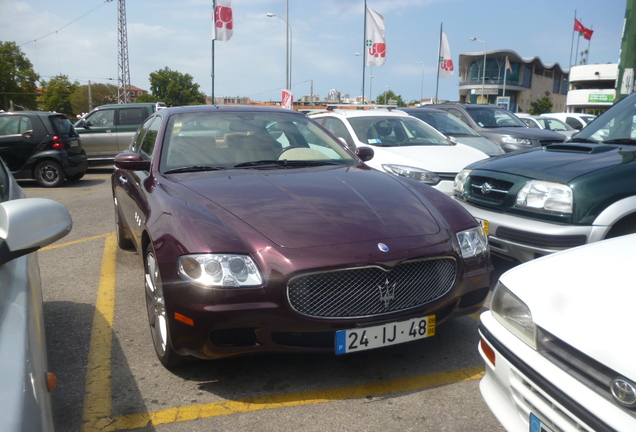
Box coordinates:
[574,18,593,41]
[213,0,233,42]
[365,6,386,67]
[438,32,453,78]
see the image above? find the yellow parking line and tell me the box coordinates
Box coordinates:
[42,233,112,251]
[78,232,485,431]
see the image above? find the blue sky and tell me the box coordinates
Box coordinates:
[0,0,627,103]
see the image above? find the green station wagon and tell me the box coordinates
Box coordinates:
[453,91,636,262]
[74,102,165,163]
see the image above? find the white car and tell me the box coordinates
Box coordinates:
[478,234,636,432]
[540,112,596,130]
[515,114,577,139]
[310,109,488,195]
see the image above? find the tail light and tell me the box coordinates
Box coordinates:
[52,136,64,150]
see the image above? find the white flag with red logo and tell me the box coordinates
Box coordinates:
[365,6,386,67]
[438,32,453,78]
[213,0,233,41]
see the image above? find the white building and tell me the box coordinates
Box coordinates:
[566,64,617,113]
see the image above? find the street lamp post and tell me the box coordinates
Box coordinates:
[470,37,487,104]
[267,12,292,92]
[420,62,424,103]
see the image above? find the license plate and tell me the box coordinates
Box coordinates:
[477,218,489,236]
[335,315,435,354]
[529,413,554,432]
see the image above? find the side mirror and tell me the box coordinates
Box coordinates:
[356,146,374,162]
[114,152,151,171]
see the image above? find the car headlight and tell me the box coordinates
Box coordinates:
[456,226,488,259]
[453,169,472,196]
[382,164,440,184]
[515,180,573,214]
[490,282,536,349]
[178,254,263,288]
[500,135,532,145]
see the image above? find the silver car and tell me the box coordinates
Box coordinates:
[0,161,72,431]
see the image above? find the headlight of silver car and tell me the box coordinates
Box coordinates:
[456,226,488,259]
[490,282,536,349]
[382,164,440,184]
[500,135,532,146]
[515,180,573,214]
[178,254,263,288]
[453,169,472,196]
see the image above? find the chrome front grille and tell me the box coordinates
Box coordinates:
[469,175,513,203]
[287,258,457,319]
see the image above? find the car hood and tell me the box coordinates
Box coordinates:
[469,143,632,184]
[364,143,487,173]
[499,234,636,379]
[175,166,442,249]
[448,136,503,156]
[480,126,565,139]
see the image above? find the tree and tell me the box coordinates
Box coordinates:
[70,82,118,115]
[135,93,160,103]
[529,96,553,115]
[39,75,79,116]
[148,67,206,106]
[375,89,406,107]
[0,41,39,111]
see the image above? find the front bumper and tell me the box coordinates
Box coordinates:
[453,200,609,262]
[478,312,633,432]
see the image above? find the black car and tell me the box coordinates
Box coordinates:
[433,103,565,153]
[0,111,88,187]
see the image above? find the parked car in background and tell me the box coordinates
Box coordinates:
[398,107,505,157]
[433,103,565,153]
[0,111,88,187]
[0,160,72,431]
[74,102,165,163]
[112,105,491,368]
[453,90,636,263]
[541,112,596,130]
[310,108,489,195]
[479,234,636,432]
[515,114,577,139]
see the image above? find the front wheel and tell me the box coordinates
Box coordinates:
[35,160,65,187]
[144,244,187,368]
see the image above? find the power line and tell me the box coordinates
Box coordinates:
[18,1,112,47]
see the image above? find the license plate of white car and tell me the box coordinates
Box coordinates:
[335,315,435,354]
[529,413,554,432]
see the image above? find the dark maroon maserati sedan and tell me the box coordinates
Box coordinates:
[112,105,491,368]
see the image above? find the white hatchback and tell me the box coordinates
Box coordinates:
[479,234,636,432]
[310,109,488,196]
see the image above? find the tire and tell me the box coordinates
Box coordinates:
[67,171,86,181]
[144,244,187,368]
[114,199,134,249]
[35,160,65,187]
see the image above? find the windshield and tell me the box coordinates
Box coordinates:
[536,117,574,132]
[347,115,449,147]
[159,111,357,172]
[572,93,636,144]
[404,110,480,137]
[466,107,527,128]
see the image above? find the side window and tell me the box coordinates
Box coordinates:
[87,109,115,127]
[565,117,583,130]
[118,108,145,126]
[448,108,471,126]
[0,116,29,135]
[130,117,156,153]
[139,117,161,160]
[322,118,355,149]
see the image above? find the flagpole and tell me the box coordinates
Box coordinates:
[569,10,576,68]
[211,0,216,103]
[362,0,367,104]
[435,23,442,104]
[587,25,593,63]
[575,23,581,65]
[503,56,508,97]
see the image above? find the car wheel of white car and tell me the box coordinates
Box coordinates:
[144,244,186,368]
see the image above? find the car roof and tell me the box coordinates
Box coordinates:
[157,104,304,116]
[0,111,68,118]
[398,107,446,114]
[309,108,410,118]
[435,103,507,111]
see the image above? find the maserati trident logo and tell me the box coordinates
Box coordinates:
[378,278,396,309]
[611,377,636,407]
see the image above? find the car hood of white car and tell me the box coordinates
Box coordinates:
[362,142,488,173]
[499,234,636,380]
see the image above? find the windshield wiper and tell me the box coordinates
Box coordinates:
[233,159,341,168]
[568,137,600,143]
[601,138,636,145]
[164,165,224,174]
[233,159,288,168]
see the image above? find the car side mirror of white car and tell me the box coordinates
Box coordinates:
[0,198,72,266]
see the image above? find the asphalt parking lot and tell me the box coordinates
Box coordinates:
[24,167,507,432]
